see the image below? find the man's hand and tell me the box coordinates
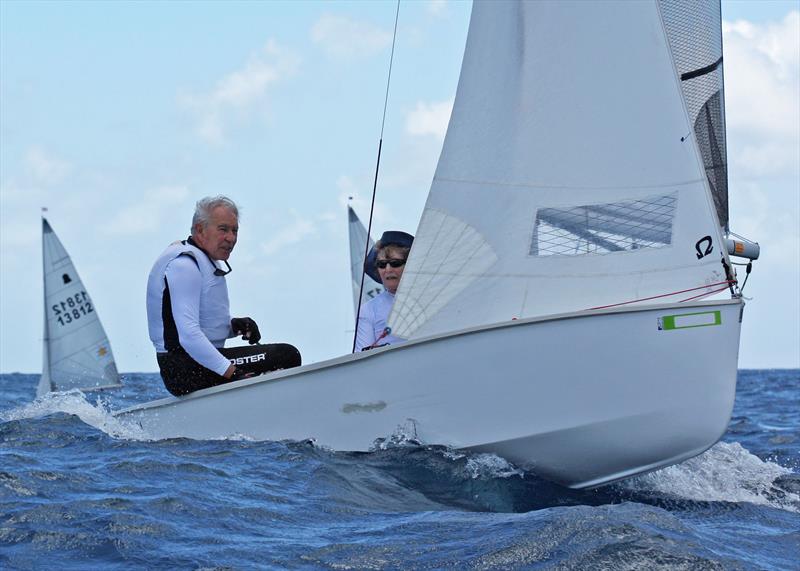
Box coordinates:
[231,317,261,344]
[230,368,257,381]
[224,365,257,381]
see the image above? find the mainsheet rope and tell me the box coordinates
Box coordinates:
[587,280,737,311]
[352,0,401,353]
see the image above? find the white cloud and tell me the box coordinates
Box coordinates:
[100,185,190,235]
[723,12,799,235]
[311,14,392,60]
[722,12,799,328]
[734,142,799,177]
[24,147,71,185]
[260,211,318,255]
[427,0,448,17]
[405,99,453,140]
[179,40,299,145]
[723,12,799,145]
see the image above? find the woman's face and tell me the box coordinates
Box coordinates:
[376,250,407,294]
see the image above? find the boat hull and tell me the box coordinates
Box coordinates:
[117,299,742,489]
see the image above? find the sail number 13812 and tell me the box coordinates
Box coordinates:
[52,290,93,326]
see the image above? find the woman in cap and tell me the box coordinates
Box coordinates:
[354,231,413,352]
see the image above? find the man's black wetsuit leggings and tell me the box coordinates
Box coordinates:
[157,344,301,396]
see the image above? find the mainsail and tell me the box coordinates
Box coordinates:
[39,218,121,396]
[390,0,731,340]
[348,206,383,313]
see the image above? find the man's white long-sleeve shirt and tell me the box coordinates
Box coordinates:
[146,240,233,375]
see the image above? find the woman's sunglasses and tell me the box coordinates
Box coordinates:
[376,259,406,269]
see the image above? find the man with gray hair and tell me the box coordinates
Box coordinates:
[146,195,301,396]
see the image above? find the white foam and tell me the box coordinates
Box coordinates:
[465,453,524,480]
[442,449,467,461]
[623,441,799,513]
[0,390,149,441]
[370,419,422,451]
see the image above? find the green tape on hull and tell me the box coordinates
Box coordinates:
[658,310,721,331]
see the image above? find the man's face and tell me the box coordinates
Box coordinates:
[194,206,238,261]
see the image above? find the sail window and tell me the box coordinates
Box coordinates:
[530,194,677,257]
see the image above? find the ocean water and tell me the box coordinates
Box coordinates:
[0,370,797,570]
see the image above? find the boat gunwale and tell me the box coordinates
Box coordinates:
[115,296,743,416]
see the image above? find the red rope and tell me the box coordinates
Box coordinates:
[587,280,736,311]
[679,285,733,302]
[368,327,392,350]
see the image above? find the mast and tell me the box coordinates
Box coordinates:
[716,0,729,234]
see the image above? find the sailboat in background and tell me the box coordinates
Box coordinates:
[348,205,383,315]
[39,217,121,397]
[118,0,759,488]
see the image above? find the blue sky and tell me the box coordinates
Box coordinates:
[1,0,798,373]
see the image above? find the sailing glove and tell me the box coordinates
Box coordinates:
[231,317,261,344]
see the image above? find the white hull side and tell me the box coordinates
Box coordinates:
[118,299,742,488]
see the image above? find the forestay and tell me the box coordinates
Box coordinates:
[348,206,383,314]
[39,218,120,396]
[390,0,731,340]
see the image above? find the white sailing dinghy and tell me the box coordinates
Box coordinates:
[117,0,759,488]
[39,217,121,397]
[348,205,383,314]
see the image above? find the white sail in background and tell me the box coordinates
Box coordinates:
[39,218,121,396]
[390,0,731,340]
[348,206,383,314]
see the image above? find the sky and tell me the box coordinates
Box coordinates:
[1,0,798,373]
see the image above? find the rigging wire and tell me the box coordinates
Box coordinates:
[352,0,401,353]
[732,261,753,294]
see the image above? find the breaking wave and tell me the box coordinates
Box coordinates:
[0,389,149,441]
[623,441,799,513]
